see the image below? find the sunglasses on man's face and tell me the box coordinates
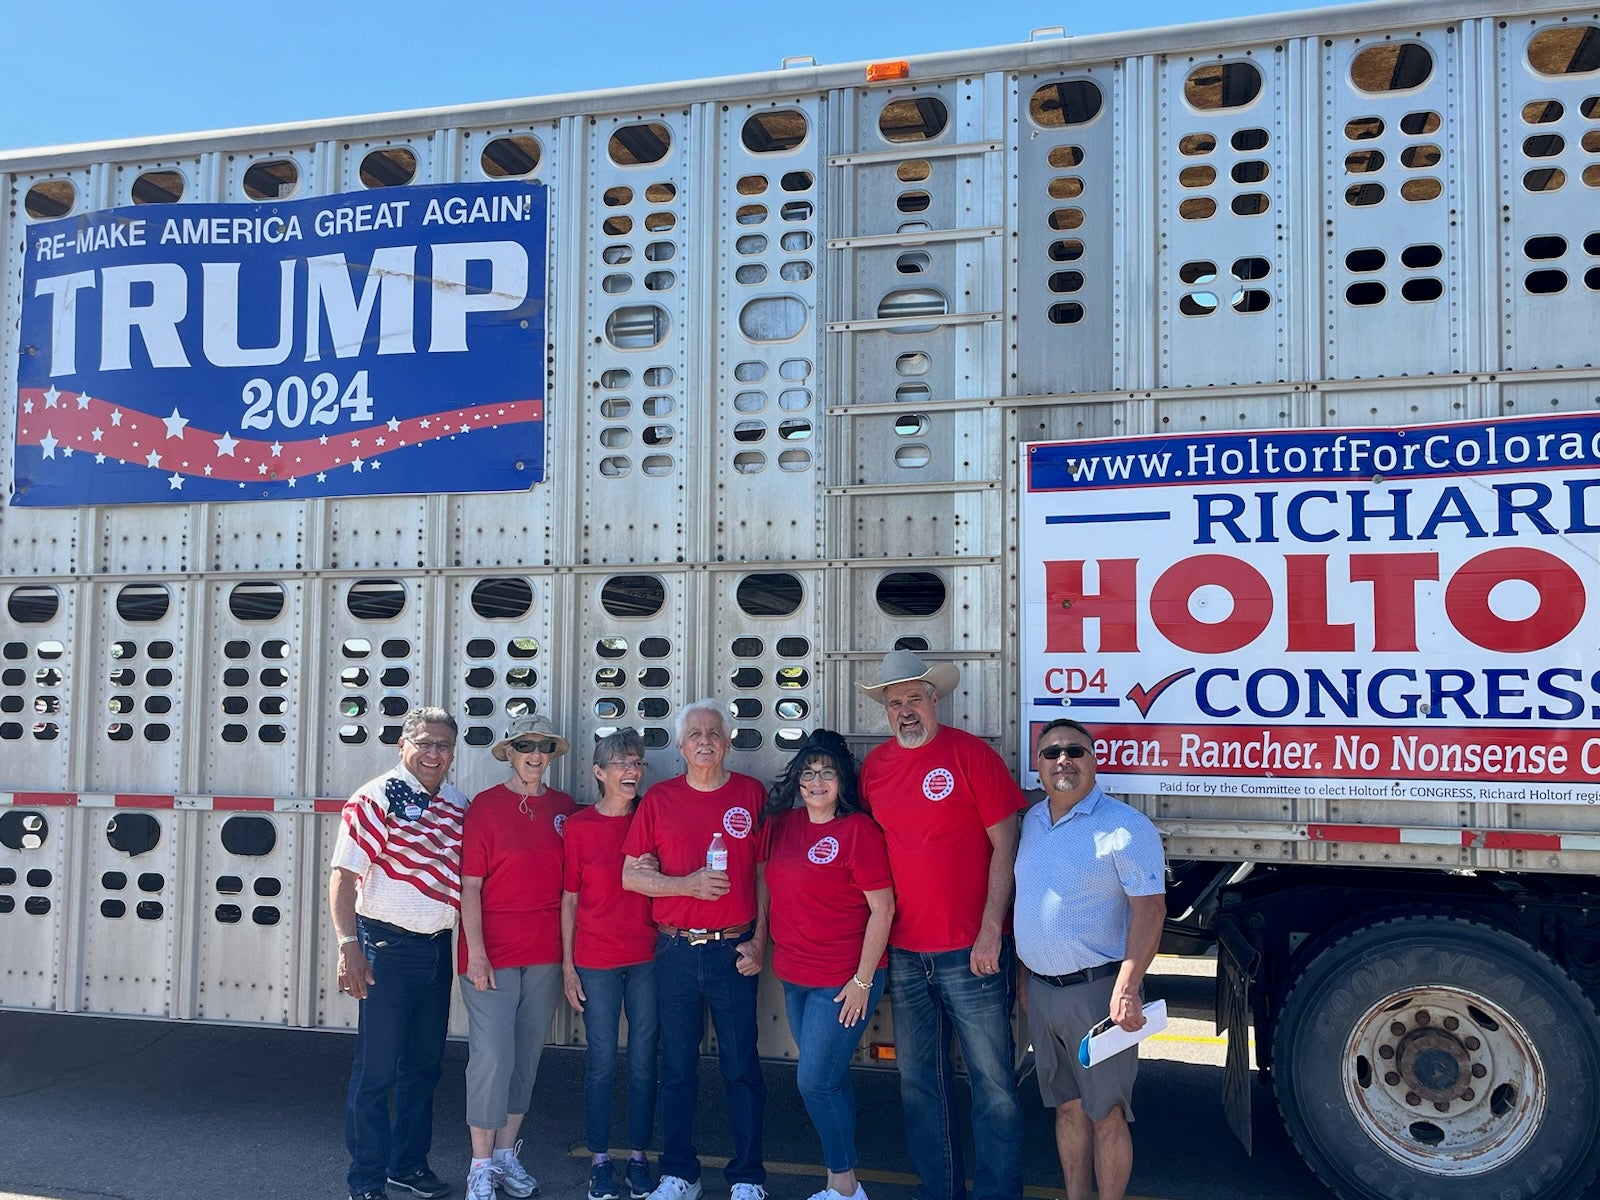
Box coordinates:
[1038,743,1091,761]
[510,738,558,754]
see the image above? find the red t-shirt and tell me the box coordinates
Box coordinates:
[760,809,892,988]
[859,725,1026,953]
[620,772,763,930]
[562,805,658,969]
[458,784,577,971]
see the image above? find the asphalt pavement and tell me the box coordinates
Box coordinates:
[0,957,1323,1200]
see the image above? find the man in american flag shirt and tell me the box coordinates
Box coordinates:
[329,706,469,1200]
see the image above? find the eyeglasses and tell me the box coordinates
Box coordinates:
[1038,743,1091,761]
[799,768,839,782]
[602,758,645,770]
[509,738,558,754]
[407,738,456,754]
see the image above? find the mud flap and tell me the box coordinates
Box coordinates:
[1217,922,1259,1155]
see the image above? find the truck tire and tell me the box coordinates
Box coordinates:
[1274,911,1600,1200]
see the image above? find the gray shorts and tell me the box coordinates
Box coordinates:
[1026,971,1139,1122]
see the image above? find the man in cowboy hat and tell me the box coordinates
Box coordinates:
[857,651,1026,1200]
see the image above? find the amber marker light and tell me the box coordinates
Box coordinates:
[866,60,910,82]
[868,1042,897,1061]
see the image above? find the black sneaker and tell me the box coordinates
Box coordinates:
[352,1191,390,1200]
[588,1160,621,1200]
[625,1158,653,1200]
[388,1168,451,1199]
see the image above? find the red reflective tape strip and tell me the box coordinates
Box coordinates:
[1480,831,1562,851]
[1308,823,1402,844]
[212,796,276,811]
[114,794,175,808]
[314,799,346,814]
[11,791,77,806]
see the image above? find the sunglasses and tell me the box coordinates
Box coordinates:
[1038,743,1091,761]
[509,738,558,754]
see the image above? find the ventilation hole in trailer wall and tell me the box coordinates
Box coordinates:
[1184,61,1262,109]
[1346,281,1387,305]
[1345,116,1384,140]
[1527,25,1600,77]
[1350,43,1434,92]
[1029,79,1103,127]
[480,134,541,178]
[131,170,185,204]
[1345,183,1385,207]
[1180,165,1217,187]
[743,109,809,153]
[609,122,672,166]
[737,573,803,616]
[471,578,533,619]
[1346,149,1385,172]
[876,571,947,617]
[8,588,59,624]
[24,179,76,219]
[879,96,949,143]
[601,576,666,618]
[358,147,417,188]
[242,158,299,199]
[1526,168,1566,192]
[346,580,406,620]
[0,811,48,851]
[228,581,285,621]
[606,305,670,349]
[105,812,161,856]
[116,584,170,622]
[1399,111,1440,135]
[738,175,768,196]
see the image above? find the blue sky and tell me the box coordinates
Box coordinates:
[0,0,1355,152]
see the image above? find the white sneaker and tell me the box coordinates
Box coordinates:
[806,1190,865,1200]
[466,1162,496,1200]
[493,1140,539,1198]
[731,1185,768,1200]
[648,1177,704,1200]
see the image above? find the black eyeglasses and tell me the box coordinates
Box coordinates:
[510,738,558,754]
[1038,743,1091,761]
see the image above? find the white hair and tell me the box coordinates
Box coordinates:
[674,698,729,743]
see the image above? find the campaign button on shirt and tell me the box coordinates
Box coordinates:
[922,767,955,802]
[808,835,840,864]
[724,806,754,839]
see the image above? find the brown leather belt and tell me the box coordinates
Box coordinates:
[660,922,754,946]
[1031,960,1122,988]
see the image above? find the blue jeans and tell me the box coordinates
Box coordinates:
[345,919,454,1195]
[887,938,1022,1200]
[578,961,659,1154]
[654,932,766,1185]
[782,968,887,1172]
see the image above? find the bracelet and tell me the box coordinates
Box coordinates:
[850,975,871,991]
[337,934,358,947]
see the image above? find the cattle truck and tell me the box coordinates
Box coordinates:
[3,1,1599,1198]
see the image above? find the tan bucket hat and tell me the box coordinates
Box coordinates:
[859,649,961,704]
[490,712,571,761]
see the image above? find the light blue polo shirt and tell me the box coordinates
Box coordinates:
[1013,785,1166,977]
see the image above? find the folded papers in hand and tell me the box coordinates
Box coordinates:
[1077,999,1168,1067]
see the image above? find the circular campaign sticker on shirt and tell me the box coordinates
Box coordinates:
[554,813,568,837]
[922,767,955,802]
[723,807,754,839]
[808,836,840,864]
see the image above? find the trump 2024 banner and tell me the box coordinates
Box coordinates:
[13,181,547,506]
[1021,416,1600,803]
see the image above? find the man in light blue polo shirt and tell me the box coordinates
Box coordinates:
[1014,718,1166,1200]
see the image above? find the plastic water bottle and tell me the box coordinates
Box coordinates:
[707,832,728,871]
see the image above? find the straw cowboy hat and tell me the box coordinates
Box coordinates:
[859,649,961,704]
[490,712,571,761]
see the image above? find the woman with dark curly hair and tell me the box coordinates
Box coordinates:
[757,729,895,1200]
